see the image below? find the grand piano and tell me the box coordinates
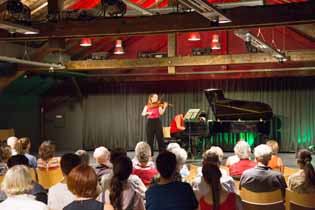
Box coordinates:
[183,89,273,141]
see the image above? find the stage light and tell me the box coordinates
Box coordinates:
[188,32,201,41]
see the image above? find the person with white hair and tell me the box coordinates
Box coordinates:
[0,165,48,210]
[93,146,112,180]
[7,136,18,155]
[166,142,181,152]
[240,144,287,194]
[225,140,246,167]
[229,141,256,179]
[132,142,158,186]
[192,146,236,200]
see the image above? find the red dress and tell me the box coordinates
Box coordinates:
[199,193,237,210]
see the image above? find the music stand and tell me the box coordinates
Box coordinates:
[184,109,200,159]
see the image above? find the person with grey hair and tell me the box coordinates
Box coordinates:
[192,146,236,200]
[240,144,287,194]
[93,146,112,180]
[0,165,49,210]
[132,142,158,186]
[75,149,90,165]
[229,141,256,179]
[7,136,18,155]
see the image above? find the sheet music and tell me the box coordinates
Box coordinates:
[184,109,200,120]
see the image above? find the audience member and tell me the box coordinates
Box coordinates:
[166,142,181,152]
[19,137,37,168]
[7,136,18,155]
[229,141,256,179]
[104,156,145,210]
[288,149,315,193]
[4,155,47,204]
[199,163,242,210]
[146,151,198,210]
[93,146,112,180]
[64,164,103,210]
[225,140,245,167]
[37,141,60,170]
[0,143,11,175]
[132,142,158,186]
[75,149,90,165]
[266,140,284,173]
[0,165,48,210]
[192,146,236,200]
[100,148,146,199]
[48,153,81,210]
[240,144,287,194]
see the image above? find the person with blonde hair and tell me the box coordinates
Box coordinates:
[0,165,48,210]
[93,146,112,180]
[229,141,256,179]
[19,137,37,168]
[132,142,158,186]
[266,140,284,173]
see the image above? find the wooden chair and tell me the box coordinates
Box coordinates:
[36,167,63,189]
[163,126,181,145]
[0,175,4,184]
[240,188,284,210]
[283,167,299,183]
[285,189,315,210]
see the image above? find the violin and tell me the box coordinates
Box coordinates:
[147,101,174,108]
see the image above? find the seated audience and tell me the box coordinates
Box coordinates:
[20,137,37,168]
[93,146,112,180]
[288,149,315,193]
[225,140,245,167]
[64,164,103,210]
[100,148,146,199]
[145,151,198,210]
[229,141,256,179]
[37,141,60,170]
[0,165,48,210]
[1,155,48,204]
[104,156,145,210]
[48,153,81,210]
[166,142,181,152]
[0,143,11,176]
[132,142,158,186]
[240,144,287,194]
[199,163,242,210]
[266,140,284,173]
[192,146,236,200]
[7,136,18,155]
[75,149,90,165]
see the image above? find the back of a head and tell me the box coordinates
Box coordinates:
[166,143,181,152]
[0,144,11,163]
[171,147,187,169]
[202,149,220,166]
[19,137,31,152]
[61,153,81,176]
[38,140,56,161]
[254,144,272,165]
[234,140,251,159]
[7,155,29,168]
[266,140,279,155]
[75,149,90,165]
[1,165,33,196]
[93,146,110,164]
[202,163,222,210]
[7,136,18,149]
[67,164,98,198]
[296,149,315,186]
[135,141,151,164]
[113,156,132,181]
[110,148,127,165]
[156,151,177,179]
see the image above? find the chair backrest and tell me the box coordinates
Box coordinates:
[163,127,171,138]
[0,128,15,141]
[240,188,283,205]
[0,175,4,184]
[36,167,63,189]
[285,189,315,210]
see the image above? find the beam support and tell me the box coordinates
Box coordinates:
[167,33,176,74]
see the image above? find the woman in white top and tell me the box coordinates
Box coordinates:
[104,156,145,210]
[0,165,48,210]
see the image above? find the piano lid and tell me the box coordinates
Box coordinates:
[204,89,273,121]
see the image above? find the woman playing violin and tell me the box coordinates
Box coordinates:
[142,94,168,154]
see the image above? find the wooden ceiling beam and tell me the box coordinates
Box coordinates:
[1,2,315,41]
[61,50,315,71]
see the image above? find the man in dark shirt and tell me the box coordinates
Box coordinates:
[240,144,287,194]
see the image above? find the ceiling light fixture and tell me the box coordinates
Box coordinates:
[114,39,125,54]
